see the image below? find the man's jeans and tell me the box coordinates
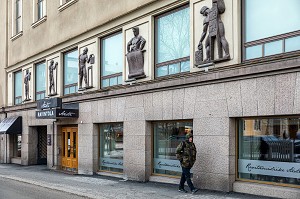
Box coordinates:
[179,167,195,191]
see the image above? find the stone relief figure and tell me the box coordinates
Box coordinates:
[24,69,31,101]
[195,0,230,65]
[49,60,58,95]
[126,27,146,80]
[78,47,94,90]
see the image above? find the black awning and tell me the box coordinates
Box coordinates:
[0,116,22,134]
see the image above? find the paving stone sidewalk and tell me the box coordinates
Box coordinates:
[0,164,275,199]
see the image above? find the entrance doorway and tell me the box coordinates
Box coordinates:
[61,127,78,171]
[37,126,47,165]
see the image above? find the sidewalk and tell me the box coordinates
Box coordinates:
[0,164,274,199]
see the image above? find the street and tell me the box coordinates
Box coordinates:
[0,177,88,199]
[0,164,275,199]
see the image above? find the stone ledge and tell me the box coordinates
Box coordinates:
[58,0,79,12]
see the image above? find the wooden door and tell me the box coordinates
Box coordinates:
[61,127,78,171]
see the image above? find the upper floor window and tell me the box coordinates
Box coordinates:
[243,0,300,60]
[14,71,22,105]
[59,0,78,12]
[64,49,78,95]
[101,32,123,88]
[35,62,46,100]
[155,6,190,77]
[15,0,22,34]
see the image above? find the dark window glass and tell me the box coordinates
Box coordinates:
[99,123,123,173]
[16,0,21,33]
[238,118,300,186]
[153,121,193,176]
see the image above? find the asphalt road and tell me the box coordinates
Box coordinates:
[0,177,89,199]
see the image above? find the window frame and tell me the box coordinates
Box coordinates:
[14,70,22,105]
[15,0,22,34]
[98,122,124,173]
[237,116,300,188]
[242,0,300,61]
[35,61,46,101]
[63,48,78,95]
[154,5,190,78]
[100,31,123,88]
[152,120,193,177]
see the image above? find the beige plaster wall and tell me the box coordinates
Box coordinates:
[0,0,8,107]
[7,0,159,67]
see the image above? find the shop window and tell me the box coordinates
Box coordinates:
[238,118,300,187]
[13,134,22,157]
[101,32,123,88]
[99,123,123,173]
[63,49,78,95]
[155,6,190,77]
[153,121,193,176]
[35,61,46,100]
[14,71,22,105]
[243,0,300,60]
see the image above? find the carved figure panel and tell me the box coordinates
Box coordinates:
[24,68,32,101]
[78,47,94,90]
[48,60,58,96]
[195,0,230,66]
[126,27,146,80]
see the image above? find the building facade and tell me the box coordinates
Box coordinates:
[0,0,300,198]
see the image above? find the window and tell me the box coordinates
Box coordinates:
[13,134,22,157]
[64,49,78,95]
[238,118,300,187]
[58,0,78,12]
[35,62,46,100]
[37,0,44,20]
[14,71,22,105]
[243,0,300,60]
[99,123,123,173]
[153,121,193,176]
[101,32,123,88]
[15,0,22,34]
[155,6,190,77]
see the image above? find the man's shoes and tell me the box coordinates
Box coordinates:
[178,188,188,193]
[191,188,199,194]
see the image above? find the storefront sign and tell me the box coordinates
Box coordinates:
[154,158,183,172]
[37,98,62,110]
[100,158,123,169]
[238,159,300,179]
[36,109,79,119]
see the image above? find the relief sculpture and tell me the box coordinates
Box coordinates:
[195,0,230,66]
[126,27,146,80]
[24,69,31,101]
[49,60,58,96]
[78,47,94,90]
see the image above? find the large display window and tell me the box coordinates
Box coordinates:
[153,121,193,176]
[238,118,300,186]
[99,123,123,173]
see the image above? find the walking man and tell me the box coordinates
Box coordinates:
[176,133,199,194]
